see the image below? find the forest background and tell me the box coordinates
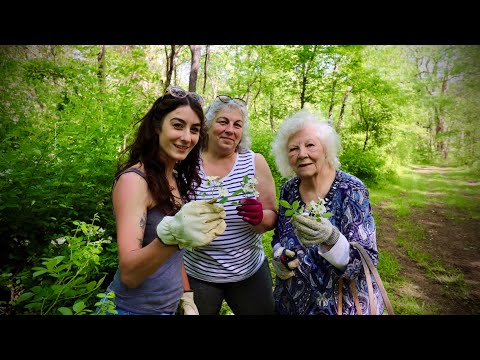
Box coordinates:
[0,45,478,315]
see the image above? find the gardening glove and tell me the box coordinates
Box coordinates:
[272,245,299,280]
[179,291,199,315]
[156,200,226,250]
[236,198,263,226]
[292,214,340,247]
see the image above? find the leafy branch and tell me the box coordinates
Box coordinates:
[280,197,332,220]
[203,175,259,205]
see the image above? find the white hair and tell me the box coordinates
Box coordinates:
[271,108,341,178]
[204,98,251,152]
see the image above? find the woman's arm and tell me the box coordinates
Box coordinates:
[113,171,177,288]
[253,152,278,233]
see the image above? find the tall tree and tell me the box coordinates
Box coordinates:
[409,45,463,159]
[164,45,183,91]
[202,45,210,94]
[97,45,106,94]
[188,45,201,92]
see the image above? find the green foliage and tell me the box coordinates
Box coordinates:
[94,291,118,315]
[9,214,112,315]
[1,45,478,315]
[339,145,387,186]
[250,127,284,191]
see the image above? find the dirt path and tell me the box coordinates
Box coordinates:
[374,166,480,314]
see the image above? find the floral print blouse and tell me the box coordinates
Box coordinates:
[271,170,384,315]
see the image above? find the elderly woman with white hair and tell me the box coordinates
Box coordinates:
[270,108,384,315]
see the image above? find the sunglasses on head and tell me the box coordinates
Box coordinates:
[216,94,247,107]
[163,86,205,106]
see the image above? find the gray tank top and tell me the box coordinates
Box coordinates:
[106,168,184,314]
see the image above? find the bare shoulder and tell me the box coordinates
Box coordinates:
[114,167,148,196]
[254,152,272,174]
[254,152,268,167]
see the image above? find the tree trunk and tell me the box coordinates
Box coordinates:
[97,45,106,94]
[336,85,352,131]
[300,45,317,110]
[202,45,210,94]
[328,62,338,119]
[359,95,370,151]
[435,107,448,159]
[269,90,275,132]
[189,45,201,92]
[164,45,175,91]
[163,45,183,92]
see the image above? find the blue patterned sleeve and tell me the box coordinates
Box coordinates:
[340,182,379,279]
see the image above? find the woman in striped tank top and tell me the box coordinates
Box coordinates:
[184,95,278,315]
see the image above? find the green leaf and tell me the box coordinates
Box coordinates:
[231,189,243,196]
[279,200,291,209]
[219,197,228,204]
[31,266,47,271]
[51,285,64,294]
[25,302,42,310]
[96,275,106,287]
[58,307,73,315]
[73,301,86,313]
[285,209,295,217]
[323,212,333,218]
[292,201,300,211]
[32,269,48,278]
[15,292,35,303]
[31,286,43,294]
[86,280,97,292]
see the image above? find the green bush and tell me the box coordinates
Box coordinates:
[7,214,114,315]
[339,145,386,186]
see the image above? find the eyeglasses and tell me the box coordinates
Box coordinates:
[163,86,205,106]
[216,94,247,107]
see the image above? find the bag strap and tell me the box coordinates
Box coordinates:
[349,279,363,314]
[358,249,377,314]
[337,277,343,315]
[338,277,363,314]
[350,241,395,315]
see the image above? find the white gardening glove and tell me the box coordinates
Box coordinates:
[292,214,340,247]
[179,291,199,315]
[157,200,226,250]
[272,245,299,280]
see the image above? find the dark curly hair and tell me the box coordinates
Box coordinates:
[115,93,207,216]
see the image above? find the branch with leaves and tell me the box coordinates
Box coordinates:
[202,175,259,205]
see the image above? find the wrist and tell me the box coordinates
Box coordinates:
[323,227,340,246]
[157,237,179,249]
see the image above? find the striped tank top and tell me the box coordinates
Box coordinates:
[183,150,266,283]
